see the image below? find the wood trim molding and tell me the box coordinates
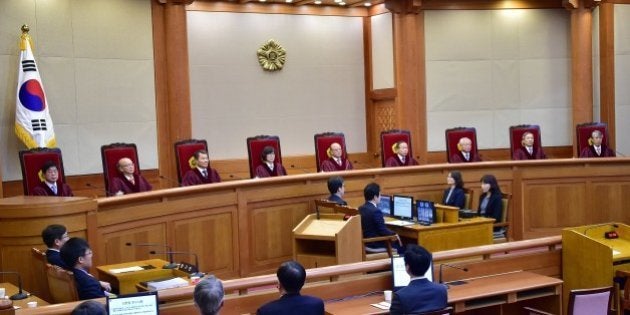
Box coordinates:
[370,88,397,100]
[187,1,370,16]
[599,2,616,148]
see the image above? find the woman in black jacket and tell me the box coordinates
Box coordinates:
[477,174,503,223]
[442,171,466,209]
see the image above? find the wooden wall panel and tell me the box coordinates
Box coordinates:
[524,181,588,230]
[100,223,167,265]
[592,180,630,223]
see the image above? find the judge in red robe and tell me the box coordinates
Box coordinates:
[321,142,353,172]
[579,130,616,158]
[513,132,547,160]
[255,146,287,178]
[109,157,152,196]
[31,161,74,197]
[181,150,221,186]
[450,137,481,163]
[385,141,419,167]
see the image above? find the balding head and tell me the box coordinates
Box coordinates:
[117,157,135,175]
[591,130,603,146]
[458,137,472,153]
[330,143,343,158]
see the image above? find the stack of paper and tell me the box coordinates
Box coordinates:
[147,277,189,291]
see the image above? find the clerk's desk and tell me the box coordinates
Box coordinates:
[385,217,495,252]
[324,271,563,314]
[97,259,189,295]
[0,282,48,309]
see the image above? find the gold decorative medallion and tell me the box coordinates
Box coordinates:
[257,39,286,71]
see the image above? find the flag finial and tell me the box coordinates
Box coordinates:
[21,24,29,34]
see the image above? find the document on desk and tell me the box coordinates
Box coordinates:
[386,220,415,227]
[147,277,189,291]
[371,301,390,310]
[109,266,145,274]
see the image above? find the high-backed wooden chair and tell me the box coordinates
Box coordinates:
[246,135,282,178]
[31,248,52,302]
[46,263,79,303]
[101,143,140,196]
[576,122,609,157]
[493,193,512,242]
[463,188,474,210]
[314,132,347,172]
[174,139,208,184]
[568,286,613,315]
[380,129,413,167]
[417,307,454,315]
[509,124,543,160]
[445,127,479,163]
[18,147,66,195]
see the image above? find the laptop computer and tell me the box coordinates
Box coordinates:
[391,255,434,291]
[107,291,159,315]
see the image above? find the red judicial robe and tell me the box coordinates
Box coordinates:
[32,181,74,197]
[255,163,287,178]
[181,168,221,186]
[579,145,615,158]
[109,173,152,195]
[321,157,353,172]
[385,155,419,167]
[513,146,547,160]
[450,151,482,163]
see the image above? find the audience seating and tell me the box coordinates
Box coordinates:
[380,129,413,167]
[101,143,140,196]
[46,263,79,303]
[174,139,208,184]
[493,193,512,242]
[246,135,283,178]
[567,286,613,315]
[445,127,479,163]
[576,122,609,157]
[509,124,543,160]
[18,147,66,195]
[31,248,52,302]
[314,132,347,172]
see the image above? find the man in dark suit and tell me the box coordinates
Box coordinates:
[41,224,70,269]
[257,261,324,315]
[389,245,448,315]
[60,237,111,300]
[326,176,347,205]
[359,183,402,253]
[181,150,221,186]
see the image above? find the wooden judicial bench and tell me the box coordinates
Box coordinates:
[0,158,628,304]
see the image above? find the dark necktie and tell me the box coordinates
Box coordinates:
[202,169,208,178]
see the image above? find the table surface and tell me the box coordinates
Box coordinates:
[385,216,494,230]
[0,282,48,310]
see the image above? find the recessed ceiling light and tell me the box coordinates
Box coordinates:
[339,1,345,4]
[286,0,293,2]
[364,2,371,6]
[314,0,321,4]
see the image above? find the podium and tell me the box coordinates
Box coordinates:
[293,213,363,269]
[562,223,630,313]
[97,259,189,294]
[435,203,459,223]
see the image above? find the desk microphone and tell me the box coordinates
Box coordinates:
[0,271,28,300]
[149,250,203,277]
[583,223,619,237]
[125,242,177,269]
[438,263,469,285]
[289,164,311,174]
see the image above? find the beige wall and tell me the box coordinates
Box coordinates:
[371,13,394,89]
[615,4,630,155]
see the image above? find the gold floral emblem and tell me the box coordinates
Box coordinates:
[257,39,286,71]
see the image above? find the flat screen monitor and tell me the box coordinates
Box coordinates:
[391,255,433,291]
[392,195,414,220]
[107,291,159,315]
[416,200,436,225]
[378,194,392,216]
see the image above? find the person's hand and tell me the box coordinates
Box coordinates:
[100,281,112,292]
[395,234,402,247]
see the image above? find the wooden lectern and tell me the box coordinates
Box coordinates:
[435,203,459,223]
[293,213,362,269]
[563,223,630,314]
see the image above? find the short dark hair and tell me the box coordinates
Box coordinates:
[41,160,58,173]
[42,224,67,248]
[194,150,209,160]
[194,276,224,315]
[450,171,464,189]
[260,146,275,161]
[480,174,501,194]
[327,176,344,194]
[71,300,107,315]
[277,261,306,294]
[363,182,380,201]
[60,237,90,269]
[403,244,432,277]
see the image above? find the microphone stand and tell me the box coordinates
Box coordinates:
[125,242,177,269]
[0,272,28,300]
[149,251,204,278]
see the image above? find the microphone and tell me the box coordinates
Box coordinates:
[438,263,469,285]
[149,250,203,277]
[289,164,311,174]
[0,271,28,300]
[583,223,619,237]
[125,242,177,269]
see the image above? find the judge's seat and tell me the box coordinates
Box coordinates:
[314,132,348,172]
[246,135,282,178]
[174,139,208,184]
[101,143,140,196]
[509,125,542,160]
[445,127,478,163]
[19,147,66,195]
[576,122,609,156]
[380,129,413,167]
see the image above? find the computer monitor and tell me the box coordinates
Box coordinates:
[379,194,392,216]
[392,195,414,220]
[107,291,159,315]
[391,255,434,291]
[416,200,437,225]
